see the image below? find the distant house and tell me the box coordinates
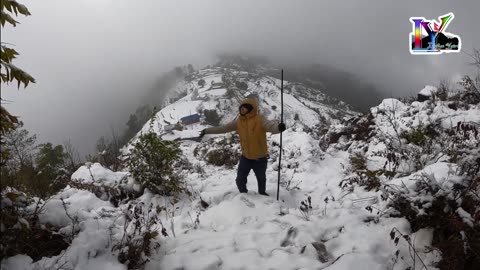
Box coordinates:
[211,82,224,89]
[164,124,176,131]
[174,122,184,131]
[180,114,201,125]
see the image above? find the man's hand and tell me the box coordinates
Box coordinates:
[278,123,286,132]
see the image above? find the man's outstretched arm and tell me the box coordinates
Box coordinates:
[260,115,284,134]
[203,119,237,135]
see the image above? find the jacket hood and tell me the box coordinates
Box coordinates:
[240,98,258,117]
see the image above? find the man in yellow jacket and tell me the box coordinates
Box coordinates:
[200,97,286,196]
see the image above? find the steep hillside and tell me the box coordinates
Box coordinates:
[2,77,479,270]
[122,66,356,153]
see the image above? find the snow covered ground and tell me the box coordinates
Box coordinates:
[144,150,414,270]
[6,68,476,269]
[2,127,443,270]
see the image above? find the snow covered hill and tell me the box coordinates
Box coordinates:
[3,77,479,269]
[121,66,356,154]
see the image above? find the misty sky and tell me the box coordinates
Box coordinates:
[2,0,479,157]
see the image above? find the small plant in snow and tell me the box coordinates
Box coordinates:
[113,202,162,269]
[194,163,206,176]
[194,211,201,229]
[283,169,302,191]
[299,196,313,221]
[323,196,334,216]
[388,227,429,270]
[187,211,201,229]
[60,198,80,242]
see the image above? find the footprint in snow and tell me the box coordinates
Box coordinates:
[240,216,252,225]
[222,191,236,201]
[281,226,299,247]
[240,195,255,208]
[262,197,275,205]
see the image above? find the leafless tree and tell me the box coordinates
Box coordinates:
[63,139,81,173]
[460,48,480,101]
[3,122,37,171]
[96,126,122,171]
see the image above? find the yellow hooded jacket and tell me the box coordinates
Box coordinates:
[204,98,280,160]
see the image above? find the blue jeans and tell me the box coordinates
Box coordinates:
[236,155,268,193]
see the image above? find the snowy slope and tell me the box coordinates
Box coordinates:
[6,71,479,269]
[140,130,417,270]
[6,129,418,270]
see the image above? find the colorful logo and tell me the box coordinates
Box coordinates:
[409,12,461,55]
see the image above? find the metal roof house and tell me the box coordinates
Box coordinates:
[180,114,201,125]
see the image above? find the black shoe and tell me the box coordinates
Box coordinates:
[259,192,269,196]
[239,190,248,194]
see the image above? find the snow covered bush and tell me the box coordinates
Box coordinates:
[456,75,480,105]
[340,153,382,192]
[321,113,375,148]
[207,147,239,168]
[126,132,184,196]
[449,122,480,177]
[193,163,206,176]
[67,179,137,207]
[0,189,69,262]
[385,169,480,270]
[435,79,450,101]
[203,109,222,126]
[225,87,235,98]
[235,81,248,90]
[321,77,480,269]
[67,162,142,208]
[194,135,241,169]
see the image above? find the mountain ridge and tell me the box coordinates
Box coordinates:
[122,64,358,152]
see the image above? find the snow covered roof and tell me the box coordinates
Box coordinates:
[418,85,438,97]
[371,98,407,113]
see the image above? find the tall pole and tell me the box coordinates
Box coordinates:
[277,69,284,201]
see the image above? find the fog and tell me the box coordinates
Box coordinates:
[2,0,479,157]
